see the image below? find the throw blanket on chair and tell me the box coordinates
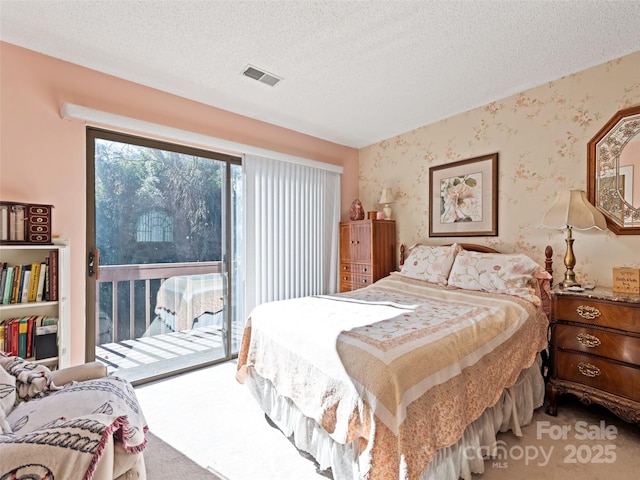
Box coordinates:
[0,355,59,434]
[0,358,148,480]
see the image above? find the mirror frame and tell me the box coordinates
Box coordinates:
[587,105,640,235]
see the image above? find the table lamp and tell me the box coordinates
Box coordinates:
[379,188,395,220]
[539,190,606,288]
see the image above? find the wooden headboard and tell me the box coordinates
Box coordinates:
[399,243,554,277]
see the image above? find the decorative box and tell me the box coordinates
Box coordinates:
[0,201,54,244]
[612,267,640,294]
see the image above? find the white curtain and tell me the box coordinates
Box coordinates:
[244,155,341,315]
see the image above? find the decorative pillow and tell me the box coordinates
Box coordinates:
[448,250,542,304]
[400,243,461,284]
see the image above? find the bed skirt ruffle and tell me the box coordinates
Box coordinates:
[245,354,544,480]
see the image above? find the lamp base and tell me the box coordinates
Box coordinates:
[560,227,580,288]
[560,277,580,289]
[383,204,392,220]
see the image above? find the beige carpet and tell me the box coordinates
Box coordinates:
[484,396,640,479]
[144,431,226,479]
[137,360,640,479]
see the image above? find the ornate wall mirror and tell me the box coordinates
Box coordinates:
[587,105,640,235]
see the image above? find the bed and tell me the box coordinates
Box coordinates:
[236,243,553,480]
[154,273,225,331]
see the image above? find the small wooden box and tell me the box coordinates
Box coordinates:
[612,267,640,294]
[0,201,53,245]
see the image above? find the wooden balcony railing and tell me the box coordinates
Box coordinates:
[96,261,224,344]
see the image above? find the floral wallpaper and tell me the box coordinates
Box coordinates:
[359,50,640,287]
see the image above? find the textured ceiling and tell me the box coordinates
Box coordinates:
[1,0,640,148]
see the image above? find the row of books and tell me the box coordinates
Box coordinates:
[0,315,58,360]
[0,250,58,305]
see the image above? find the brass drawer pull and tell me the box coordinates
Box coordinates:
[576,305,601,320]
[577,362,601,378]
[577,333,601,348]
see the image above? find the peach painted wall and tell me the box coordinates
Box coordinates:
[0,42,358,365]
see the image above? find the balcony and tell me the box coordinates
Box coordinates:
[94,261,241,384]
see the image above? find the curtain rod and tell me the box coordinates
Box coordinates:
[59,103,344,174]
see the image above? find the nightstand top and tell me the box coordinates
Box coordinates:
[552,285,640,304]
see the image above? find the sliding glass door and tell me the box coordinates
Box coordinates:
[86,128,243,384]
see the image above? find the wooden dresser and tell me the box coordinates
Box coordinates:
[339,220,396,292]
[546,287,640,424]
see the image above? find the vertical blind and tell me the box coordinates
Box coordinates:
[245,155,341,314]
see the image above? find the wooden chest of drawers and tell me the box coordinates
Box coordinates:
[546,289,640,425]
[339,220,396,292]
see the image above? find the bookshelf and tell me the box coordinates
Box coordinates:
[0,238,70,369]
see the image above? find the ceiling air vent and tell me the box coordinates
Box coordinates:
[241,64,282,87]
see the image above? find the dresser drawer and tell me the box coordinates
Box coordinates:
[29,214,50,225]
[29,223,50,234]
[340,263,372,275]
[556,351,640,402]
[554,296,640,333]
[27,205,51,216]
[27,232,51,243]
[340,281,370,293]
[554,323,640,365]
[340,272,372,287]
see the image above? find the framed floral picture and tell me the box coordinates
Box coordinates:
[429,153,498,237]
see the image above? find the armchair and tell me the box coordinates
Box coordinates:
[1,356,148,480]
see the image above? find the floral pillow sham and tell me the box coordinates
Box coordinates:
[447,249,542,304]
[399,243,461,285]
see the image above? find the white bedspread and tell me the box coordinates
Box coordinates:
[237,273,549,479]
